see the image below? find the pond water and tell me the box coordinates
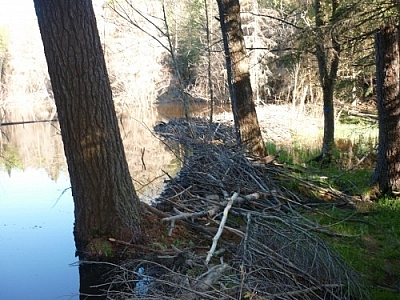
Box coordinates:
[0,169,78,299]
[0,102,230,299]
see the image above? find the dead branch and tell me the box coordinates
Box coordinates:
[206,192,238,265]
[182,264,231,300]
[162,207,218,223]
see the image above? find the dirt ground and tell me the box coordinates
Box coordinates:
[214,104,323,146]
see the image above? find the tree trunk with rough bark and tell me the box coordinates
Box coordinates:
[314,0,340,163]
[33,0,143,258]
[217,0,266,157]
[373,24,400,195]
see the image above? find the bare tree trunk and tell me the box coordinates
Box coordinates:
[314,0,340,163]
[373,24,400,195]
[33,0,143,258]
[216,0,266,157]
[162,1,190,120]
[291,63,300,108]
[205,0,216,138]
[299,85,308,114]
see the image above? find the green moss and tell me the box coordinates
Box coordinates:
[89,239,114,258]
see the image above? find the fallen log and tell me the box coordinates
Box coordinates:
[347,109,378,120]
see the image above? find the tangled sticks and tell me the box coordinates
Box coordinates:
[105,118,369,299]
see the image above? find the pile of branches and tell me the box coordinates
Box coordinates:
[153,117,237,147]
[104,118,369,299]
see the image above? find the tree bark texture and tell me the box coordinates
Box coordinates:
[314,0,340,159]
[33,0,143,254]
[373,25,400,194]
[217,0,266,157]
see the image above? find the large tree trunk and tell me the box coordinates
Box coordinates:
[217,0,266,157]
[314,0,340,162]
[373,24,400,194]
[33,0,143,257]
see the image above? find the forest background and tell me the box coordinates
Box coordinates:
[0,0,390,124]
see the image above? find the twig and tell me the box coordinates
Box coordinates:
[333,152,370,182]
[205,192,238,264]
[51,187,72,208]
[140,147,146,170]
[108,237,179,255]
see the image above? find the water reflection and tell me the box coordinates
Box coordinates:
[0,102,227,299]
[0,168,78,299]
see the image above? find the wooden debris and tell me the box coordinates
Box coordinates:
[103,118,370,300]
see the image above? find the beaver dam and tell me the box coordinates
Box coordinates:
[102,118,370,300]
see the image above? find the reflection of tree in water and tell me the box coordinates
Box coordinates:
[0,122,64,180]
[0,104,222,199]
[78,262,113,299]
[0,116,175,200]
[118,111,179,201]
[0,144,22,176]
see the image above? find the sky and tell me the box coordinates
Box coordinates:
[0,0,105,28]
[0,0,35,28]
[0,0,106,53]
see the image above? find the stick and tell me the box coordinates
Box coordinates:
[162,207,219,222]
[140,147,146,170]
[162,190,265,224]
[192,263,230,291]
[0,118,58,126]
[205,192,238,265]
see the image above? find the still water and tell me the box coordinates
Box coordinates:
[0,169,78,299]
[0,102,230,299]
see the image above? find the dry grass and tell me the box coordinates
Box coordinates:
[213,104,323,148]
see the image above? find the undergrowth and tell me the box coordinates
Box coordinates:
[268,134,400,299]
[304,199,400,300]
